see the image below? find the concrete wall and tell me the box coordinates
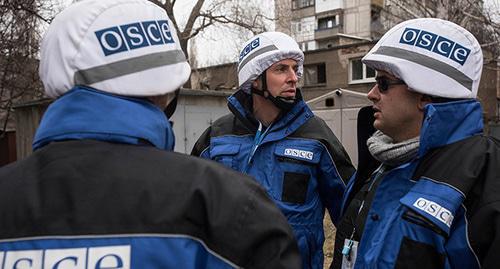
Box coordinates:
[343,0,372,38]
[316,0,343,13]
[291,16,316,44]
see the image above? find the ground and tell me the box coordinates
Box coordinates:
[323,213,336,269]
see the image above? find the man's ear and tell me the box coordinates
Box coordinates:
[418,94,433,110]
[252,79,261,90]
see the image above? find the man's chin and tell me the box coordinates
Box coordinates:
[280,93,296,99]
[373,121,383,132]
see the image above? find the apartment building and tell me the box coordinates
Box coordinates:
[276,0,384,51]
[190,0,498,126]
[272,0,385,99]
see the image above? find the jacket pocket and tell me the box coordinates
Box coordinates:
[395,236,445,269]
[210,144,241,170]
[282,172,310,204]
[274,145,321,204]
[401,208,448,238]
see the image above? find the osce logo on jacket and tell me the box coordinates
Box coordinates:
[0,245,130,269]
[413,197,454,228]
[95,20,174,56]
[239,37,260,62]
[284,148,314,161]
[399,27,471,65]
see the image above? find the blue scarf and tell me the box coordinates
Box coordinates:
[33,86,174,151]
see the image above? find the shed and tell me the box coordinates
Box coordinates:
[171,89,231,154]
[306,89,372,167]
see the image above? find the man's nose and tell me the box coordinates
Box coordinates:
[367,84,379,102]
[288,69,298,83]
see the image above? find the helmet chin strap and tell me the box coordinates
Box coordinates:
[163,88,180,119]
[251,73,297,112]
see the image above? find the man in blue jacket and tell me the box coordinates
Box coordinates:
[192,32,356,269]
[333,18,500,269]
[0,1,302,268]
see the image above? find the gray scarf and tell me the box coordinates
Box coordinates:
[367,130,420,166]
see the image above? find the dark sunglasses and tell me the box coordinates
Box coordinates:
[375,77,406,93]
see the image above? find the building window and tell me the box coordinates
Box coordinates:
[349,58,375,83]
[292,0,314,10]
[303,63,326,85]
[318,15,339,30]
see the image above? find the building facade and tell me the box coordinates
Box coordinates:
[190,0,499,124]
[276,0,384,51]
[190,41,377,101]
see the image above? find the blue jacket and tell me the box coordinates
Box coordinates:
[0,87,302,269]
[192,90,355,269]
[337,100,500,269]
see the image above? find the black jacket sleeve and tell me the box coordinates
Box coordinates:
[191,126,212,156]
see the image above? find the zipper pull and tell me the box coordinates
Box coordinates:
[342,239,354,260]
[247,122,263,166]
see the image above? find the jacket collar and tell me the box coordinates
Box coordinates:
[227,89,313,139]
[33,86,175,151]
[418,99,483,157]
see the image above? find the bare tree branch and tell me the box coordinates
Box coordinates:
[181,0,206,39]
[150,0,272,61]
[0,0,51,134]
[382,0,500,61]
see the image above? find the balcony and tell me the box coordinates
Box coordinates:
[314,26,342,40]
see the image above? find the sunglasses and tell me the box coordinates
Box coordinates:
[375,77,406,93]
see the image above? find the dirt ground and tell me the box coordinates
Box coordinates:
[323,212,336,269]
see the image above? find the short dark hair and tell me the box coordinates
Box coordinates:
[425,95,464,104]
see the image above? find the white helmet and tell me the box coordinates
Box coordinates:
[362,18,482,99]
[39,0,191,98]
[237,32,304,93]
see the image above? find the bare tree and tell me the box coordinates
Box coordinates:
[0,0,275,134]
[0,0,58,136]
[381,0,500,63]
[149,0,273,59]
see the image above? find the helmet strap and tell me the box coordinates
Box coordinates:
[251,72,297,112]
[251,73,268,97]
[163,88,180,118]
